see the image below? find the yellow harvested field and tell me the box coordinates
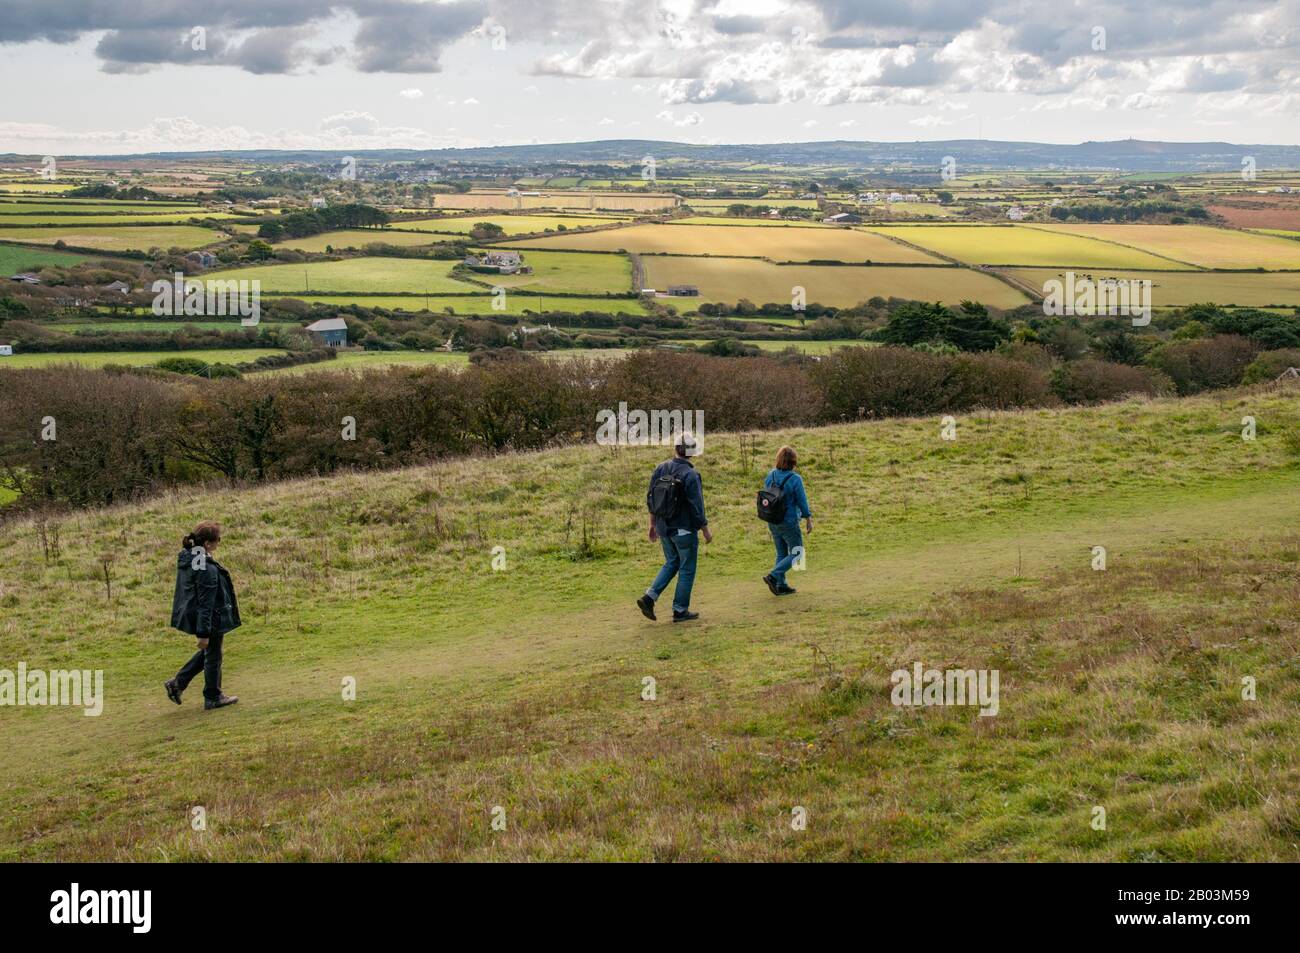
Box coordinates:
[502,222,941,263]
[642,258,1031,308]
[1025,223,1300,269]
[862,225,1179,269]
[999,267,1300,308]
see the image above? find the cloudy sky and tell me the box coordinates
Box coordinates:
[1,0,1298,155]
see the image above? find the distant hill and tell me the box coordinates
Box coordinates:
[5,139,1300,172]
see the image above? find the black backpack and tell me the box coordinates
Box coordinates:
[649,468,686,520]
[756,471,794,523]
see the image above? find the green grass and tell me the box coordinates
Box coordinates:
[0,202,201,214]
[2,387,1300,859]
[0,224,225,252]
[0,243,89,273]
[0,212,244,225]
[210,253,632,296]
[273,230,448,253]
[482,249,633,295]
[39,320,301,333]
[261,348,641,375]
[279,294,646,315]
[0,348,286,369]
[394,215,627,235]
[207,258,471,294]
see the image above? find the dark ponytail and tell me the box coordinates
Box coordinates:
[184,522,222,550]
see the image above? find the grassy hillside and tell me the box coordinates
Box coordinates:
[1,388,1299,860]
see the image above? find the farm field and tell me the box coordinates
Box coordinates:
[1027,223,1300,270]
[864,225,1181,269]
[393,214,628,235]
[3,390,1300,860]
[0,182,79,193]
[0,201,202,214]
[264,348,642,375]
[1207,201,1300,231]
[483,248,633,295]
[0,224,225,251]
[503,222,942,263]
[210,251,632,296]
[863,202,959,217]
[282,294,647,315]
[263,350,469,374]
[670,216,830,228]
[999,267,1300,308]
[273,230,446,252]
[643,258,1032,308]
[208,258,470,294]
[688,198,820,210]
[41,319,301,332]
[0,243,89,272]
[0,212,244,225]
[0,348,286,369]
[745,338,867,353]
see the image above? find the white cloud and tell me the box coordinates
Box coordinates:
[656,108,703,127]
[398,88,424,99]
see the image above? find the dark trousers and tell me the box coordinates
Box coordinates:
[175,633,224,702]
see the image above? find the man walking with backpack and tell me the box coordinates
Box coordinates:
[638,433,711,622]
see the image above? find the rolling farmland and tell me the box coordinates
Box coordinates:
[503,222,942,263]
[0,224,225,251]
[863,225,1181,269]
[1000,267,1300,307]
[643,258,1031,308]
[1027,223,1300,270]
[207,258,472,294]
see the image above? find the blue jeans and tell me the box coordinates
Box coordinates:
[769,522,803,587]
[647,530,699,613]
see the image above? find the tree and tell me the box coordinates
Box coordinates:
[876,301,951,348]
[246,239,274,261]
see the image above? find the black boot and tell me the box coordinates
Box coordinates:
[637,595,657,621]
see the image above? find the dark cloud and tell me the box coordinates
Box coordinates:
[0,0,487,75]
[352,0,488,72]
[712,15,767,35]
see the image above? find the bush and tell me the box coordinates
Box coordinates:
[155,357,213,376]
[810,346,1051,420]
[1049,359,1172,404]
[1145,335,1258,394]
[1242,348,1300,385]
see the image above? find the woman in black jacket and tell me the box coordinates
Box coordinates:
[164,522,241,710]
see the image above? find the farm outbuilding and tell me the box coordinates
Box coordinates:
[304,317,349,347]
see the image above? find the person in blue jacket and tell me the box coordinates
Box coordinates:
[763,445,812,596]
[638,434,711,622]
